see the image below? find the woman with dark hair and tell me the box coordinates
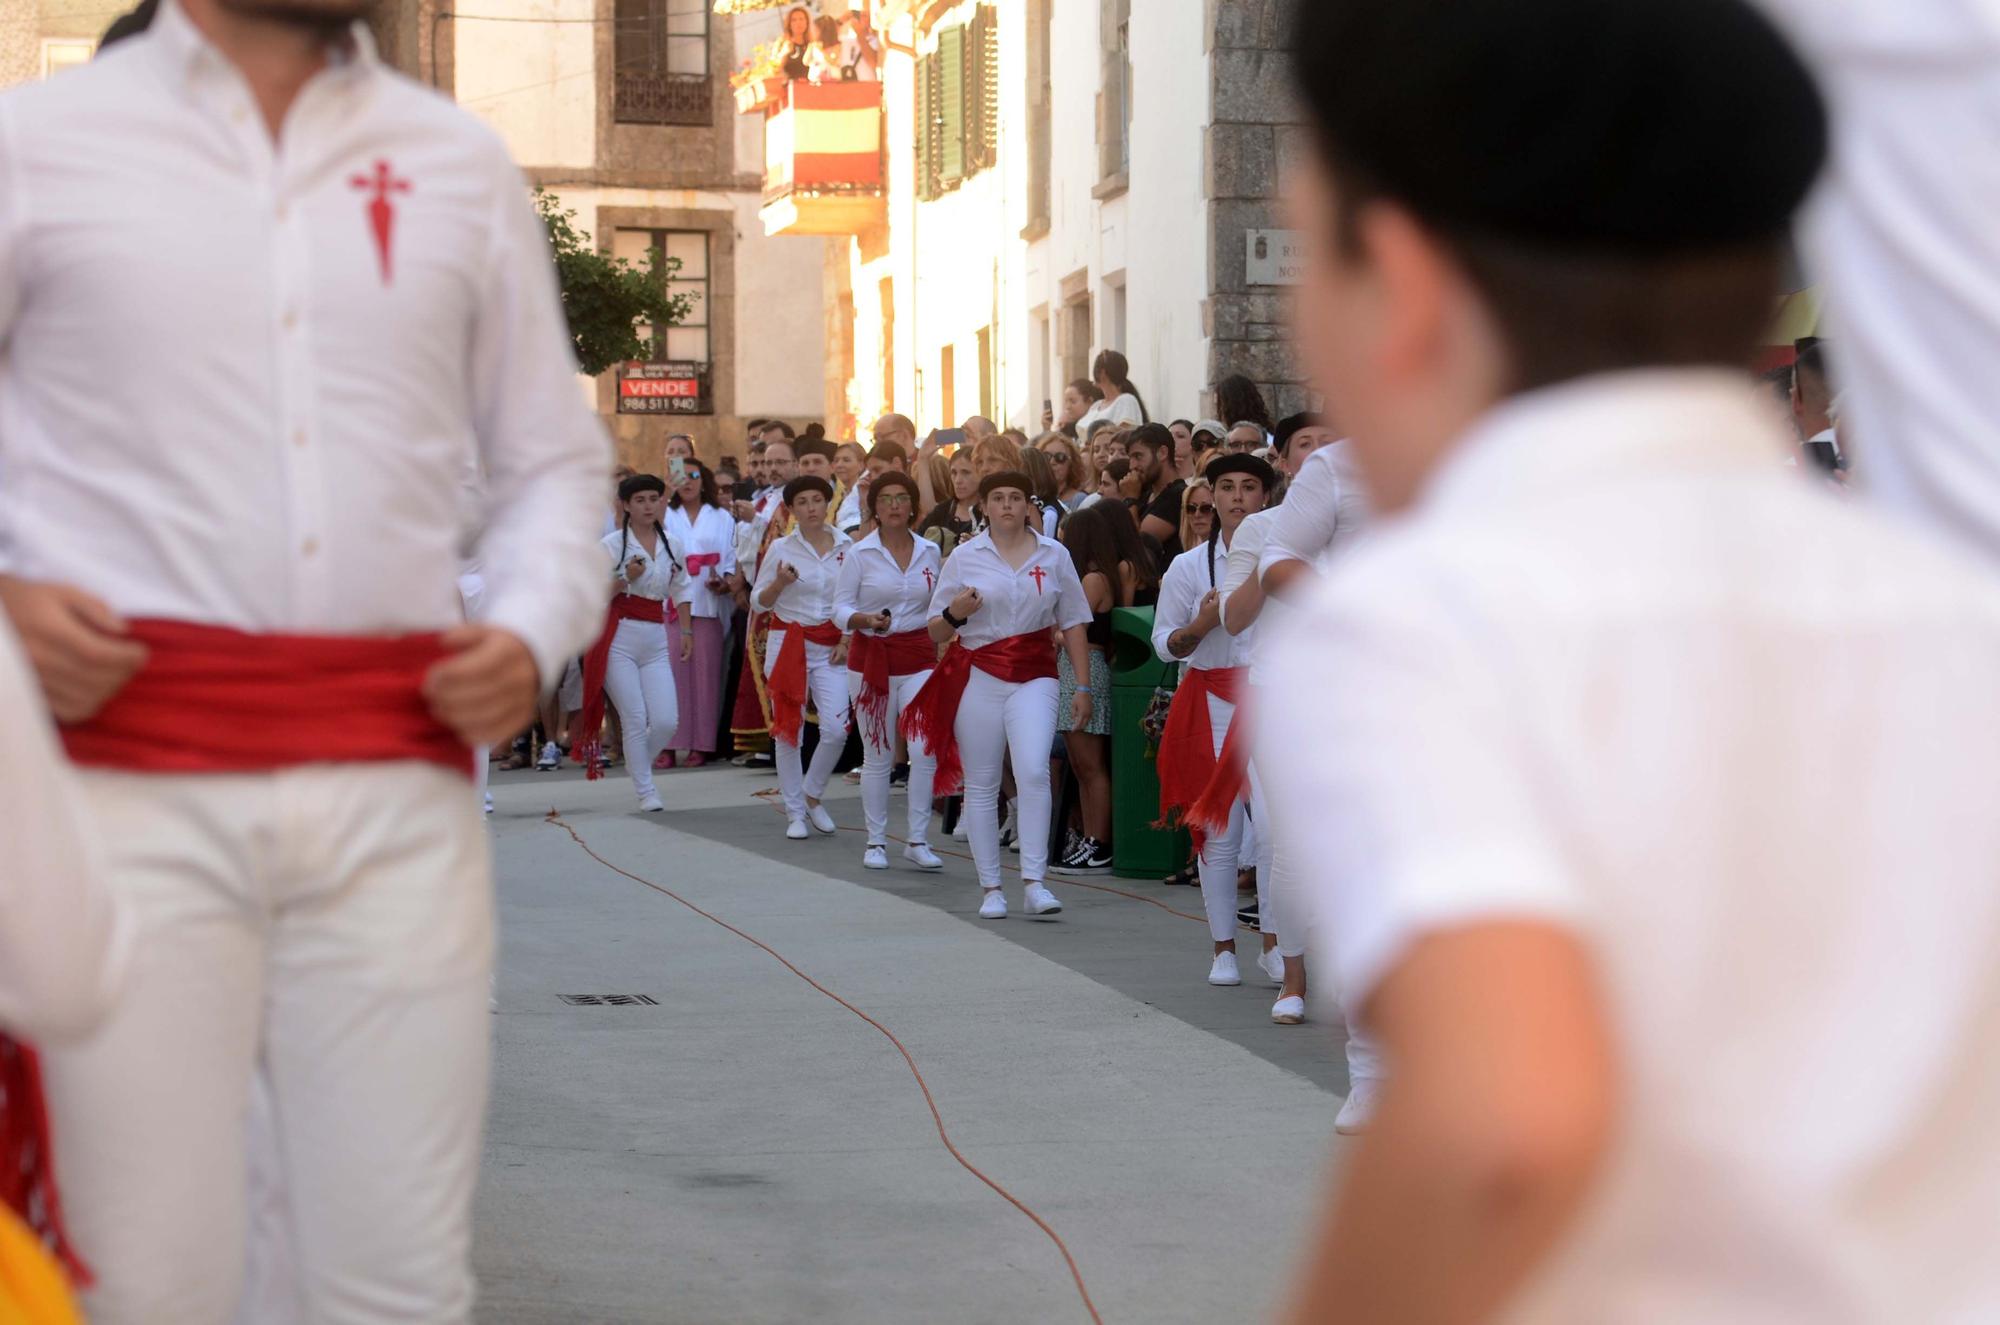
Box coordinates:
[918,450,978,560]
[1035,432,1096,511]
[1077,350,1149,442]
[753,476,853,839]
[1057,378,1102,440]
[1096,456,1132,505]
[576,473,695,811]
[780,5,813,79]
[1211,373,1273,438]
[833,473,944,872]
[665,461,736,769]
[1052,501,1158,872]
[1018,445,1066,536]
[905,472,1093,919]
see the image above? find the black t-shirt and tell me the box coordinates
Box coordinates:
[1143,479,1187,563]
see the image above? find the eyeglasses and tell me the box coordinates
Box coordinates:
[1186,502,1216,516]
[876,492,912,507]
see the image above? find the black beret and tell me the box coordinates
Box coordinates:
[1290,0,1827,253]
[1204,453,1278,491]
[782,476,834,506]
[977,471,1032,502]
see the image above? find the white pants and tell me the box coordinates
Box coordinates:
[956,669,1058,889]
[765,629,850,821]
[46,764,494,1325]
[606,616,678,800]
[1199,693,1269,944]
[846,667,937,847]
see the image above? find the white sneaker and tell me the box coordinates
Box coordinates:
[808,804,838,835]
[903,842,944,871]
[786,818,809,840]
[536,741,561,771]
[1208,951,1242,986]
[483,792,495,815]
[1335,1077,1383,1134]
[1023,882,1062,916]
[951,819,970,842]
[863,845,889,870]
[1258,948,1285,985]
[978,889,1008,919]
[1270,995,1306,1026]
[638,791,664,813]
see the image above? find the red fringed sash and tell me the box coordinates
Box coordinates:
[1155,665,1246,850]
[59,619,468,776]
[1186,685,1254,843]
[768,621,845,746]
[847,629,936,747]
[576,596,669,780]
[0,1037,90,1287]
[900,632,1057,795]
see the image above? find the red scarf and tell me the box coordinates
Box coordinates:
[0,1038,89,1286]
[576,596,673,779]
[1185,683,1254,842]
[59,619,469,776]
[847,629,937,747]
[768,621,845,745]
[1155,666,1246,850]
[901,632,1057,795]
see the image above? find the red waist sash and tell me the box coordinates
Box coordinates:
[1156,666,1246,850]
[1186,677,1255,843]
[0,1038,89,1286]
[769,620,845,746]
[686,552,722,578]
[59,619,468,776]
[901,631,1057,795]
[577,595,669,779]
[847,628,937,747]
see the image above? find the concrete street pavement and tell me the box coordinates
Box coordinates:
[475,759,1353,1324]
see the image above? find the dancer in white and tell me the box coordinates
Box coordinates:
[1152,454,1277,988]
[0,0,610,1317]
[831,472,944,871]
[904,472,1093,920]
[753,476,853,839]
[576,474,695,812]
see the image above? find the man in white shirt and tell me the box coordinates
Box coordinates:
[0,0,608,1318]
[1264,0,2000,1320]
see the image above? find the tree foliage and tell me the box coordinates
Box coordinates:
[534,187,695,377]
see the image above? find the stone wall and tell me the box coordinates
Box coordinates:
[1203,0,1313,421]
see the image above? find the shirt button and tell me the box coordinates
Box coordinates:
[301,537,319,558]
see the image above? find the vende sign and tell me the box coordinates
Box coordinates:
[620,377,698,399]
[618,360,709,415]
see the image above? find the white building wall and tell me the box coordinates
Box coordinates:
[453,0,596,170]
[1123,0,1210,423]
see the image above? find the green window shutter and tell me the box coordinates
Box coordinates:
[939,26,966,186]
[974,5,999,171]
[914,53,933,201]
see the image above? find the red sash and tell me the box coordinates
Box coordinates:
[686,552,722,578]
[1156,666,1246,850]
[768,620,845,746]
[0,1038,89,1286]
[901,632,1057,795]
[1186,682,1255,842]
[577,595,669,779]
[59,619,469,776]
[847,628,937,747]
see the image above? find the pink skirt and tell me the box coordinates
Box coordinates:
[671,614,726,754]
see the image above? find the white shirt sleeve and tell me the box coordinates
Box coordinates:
[664,532,693,608]
[1261,446,1366,577]
[0,106,24,573]
[465,150,615,688]
[751,538,785,607]
[1050,554,1094,632]
[1108,394,1145,427]
[0,622,131,1044]
[928,549,967,618]
[1256,574,1588,1006]
[1220,514,1267,635]
[832,545,866,629]
[1152,554,1198,661]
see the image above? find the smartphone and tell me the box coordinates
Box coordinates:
[666,457,687,482]
[1043,398,1053,417]
[933,427,967,451]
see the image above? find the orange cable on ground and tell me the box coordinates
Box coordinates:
[542,810,1105,1325]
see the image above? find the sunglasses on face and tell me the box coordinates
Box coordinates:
[1186,502,1216,516]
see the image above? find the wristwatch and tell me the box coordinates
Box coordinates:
[941,606,966,629]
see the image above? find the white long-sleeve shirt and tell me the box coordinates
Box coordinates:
[1258,442,1370,578]
[0,0,609,685]
[664,502,737,619]
[833,530,941,634]
[0,618,130,1044]
[1260,370,2000,1322]
[752,527,851,627]
[927,529,1091,650]
[1153,535,1252,671]
[601,527,691,610]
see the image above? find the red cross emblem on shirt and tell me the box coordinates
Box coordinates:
[1028,565,1048,594]
[922,567,935,593]
[349,159,411,286]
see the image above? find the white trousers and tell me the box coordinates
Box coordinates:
[845,667,937,846]
[605,616,679,799]
[1198,693,1269,944]
[956,670,1058,888]
[765,630,850,821]
[46,764,494,1325]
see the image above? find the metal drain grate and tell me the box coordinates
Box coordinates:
[558,994,659,1006]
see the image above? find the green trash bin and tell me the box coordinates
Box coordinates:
[1106,606,1190,879]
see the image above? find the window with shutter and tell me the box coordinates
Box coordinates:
[915,53,934,200]
[974,5,999,172]
[938,26,966,186]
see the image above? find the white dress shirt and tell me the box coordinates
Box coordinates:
[1258,441,1370,577]
[927,529,1091,650]
[835,481,865,535]
[833,530,942,634]
[1152,535,1252,671]
[1260,369,2000,1323]
[1076,392,1144,444]
[1219,510,1281,683]
[0,0,609,684]
[600,527,691,610]
[752,527,851,627]
[1753,1,2000,568]
[664,502,737,618]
